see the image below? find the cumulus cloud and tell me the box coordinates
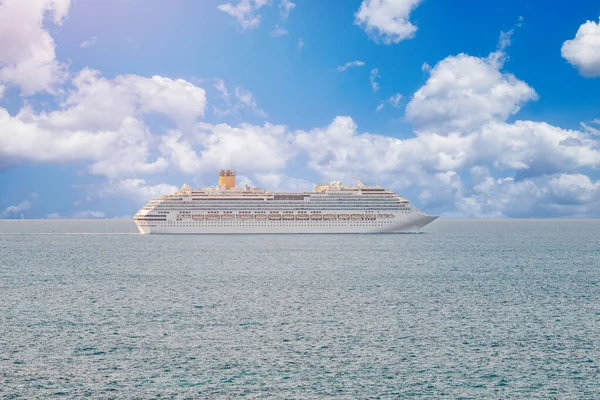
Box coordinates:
[80,36,97,48]
[218,0,270,30]
[0,68,207,177]
[101,179,179,205]
[254,172,315,192]
[271,25,288,37]
[52,68,207,131]
[2,199,32,218]
[297,117,600,179]
[561,17,600,77]
[337,60,365,72]
[1,193,38,218]
[406,32,537,134]
[457,173,600,218]
[354,0,422,44]
[160,121,294,174]
[0,0,71,95]
[0,105,168,178]
[279,0,295,20]
[293,115,600,217]
[159,130,203,174]
[72,210,106,219]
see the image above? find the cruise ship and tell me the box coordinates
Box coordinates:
[133,170,438,234]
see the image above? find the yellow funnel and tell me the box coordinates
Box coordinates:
[219,170,236,189]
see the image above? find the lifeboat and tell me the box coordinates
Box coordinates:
[310,214,323,220]
[351,214,363,220]
[255,214,267,220]
[338,214,350,220]
[296,214,309,220]
[283,214,295,220]
[323,214,336,220]
[192,214,205,220]
[238,214,252,220]
[268,213,282,220]
[221,214,233,220]
[206,214,220,220]
[365,214,377,220]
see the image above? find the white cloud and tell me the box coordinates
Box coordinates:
[212,80,267,118]
[235,87,267,117]
[118,73,207,129]
[80,36,97,48]
[561,18,600,77]
[354,0,422,44]
[419,171,463,211]
[293,116,600,211]
[214,78,230,101]
[337,60,365,72]
[0,105,168,178]
[160,120,294,175]
[474,120,600,174]
[254,172,315,192]
[196,121,293,172]
[388,93,402,107]
[279,0,295,20]
[50,68,207,131]
[297,37,305,50]
[46,212,62,219]
[0,0,71,95]
[582,121,600,137]
[295,116,472,182]
[159,130,203,174]
[406,33,537,134]
[370,68,380,92]
[271,25,288,37]
[0,67,209,178]
[376,92,402,111]
[457,173,600,218]
[72,210,106,219]
[2,199,31,218]
[101,179,179,205]
[218,0,270,30]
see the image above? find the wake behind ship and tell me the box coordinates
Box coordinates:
[133,170,438,234]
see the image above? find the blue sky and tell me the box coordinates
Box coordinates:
[1,0,600,219]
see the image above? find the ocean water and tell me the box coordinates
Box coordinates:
[0,220,599,399]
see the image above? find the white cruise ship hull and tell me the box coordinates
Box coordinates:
[135,212,437,234]
[134,170,439,235]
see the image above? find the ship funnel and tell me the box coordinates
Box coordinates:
[219,169,236,189]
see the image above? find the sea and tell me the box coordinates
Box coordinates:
[0,219,599,399]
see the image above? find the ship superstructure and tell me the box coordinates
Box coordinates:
[133,170,438,234]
